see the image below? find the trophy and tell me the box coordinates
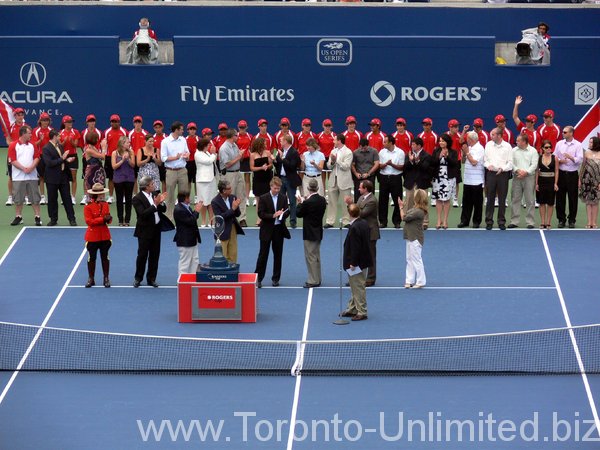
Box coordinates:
[196,215,240,281]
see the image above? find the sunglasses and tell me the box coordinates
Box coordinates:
[543,146,552,149]
[563,131,570,134]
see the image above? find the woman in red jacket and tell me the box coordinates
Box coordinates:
[84,183,112,288]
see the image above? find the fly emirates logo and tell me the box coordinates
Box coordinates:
[180,85,295,105]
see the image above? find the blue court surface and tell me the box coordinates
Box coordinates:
[1,227,599,449]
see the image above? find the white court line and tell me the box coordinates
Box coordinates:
[539,230,600,438]
[286,287,314,450]
[67,285,555,290]
[0,247,88,407]
[0,226,27,267]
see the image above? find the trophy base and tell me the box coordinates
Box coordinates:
[196,263,240,282]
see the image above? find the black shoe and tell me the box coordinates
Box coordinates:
[133,279,141,288]
[303,282,320,288]
[526,225,535,229]
[457,222,468,228]
[291,223,297,229]
[324,224,333,229]
[485,224,493,230]
[380,223,388,229]
[34,216,42,226]
[340,309,356,317]
[345,282,350,287]
[272,280,280,287]
[85,278,95,288]
[507,224,518,229]
[103,277,111,288]
[352,314,368,321]
[568,222,576,229]
[239,220,248,227]
[147,280,159,288]
[343,224,350,229]
[394,223,402,229]
[69,220,77,226]
[472,224,480,228]
[47,220,58,227]
[257,281,262,288]
[558,221,566,228]
[499,224,506,230]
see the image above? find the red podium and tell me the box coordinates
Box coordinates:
[177,273,258,323]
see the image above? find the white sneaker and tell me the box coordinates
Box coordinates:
[194,196,198,204]
[453,200,459,208]
[25,196,31,205]
[72,196,76,205]
[253,199,257,206]
[505,200,509,207]
[5,196,13,206]
[535,202,539,208]
[249,192,255,198]
[40,195,47,205]
[107,196,113,204]
[246,199,249,207]
[80,195,88,205]
[494,198,499,207]
[390,199,394,206]
[430,199,436,206]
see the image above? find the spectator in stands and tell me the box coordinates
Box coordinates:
[9,125,42,226]
[459,132,485,228]
[484,128,513,230]
[378,134,404,229]
[194,137,218,227]
[536,139,559,229]
[111,136,136,226]
[351,138,379,202]
[431,134,459,230]
[579,137,600,229]
[554,126,583,228]
[508,134,538,229]
[84,183,112,288]
[403,137,432,229]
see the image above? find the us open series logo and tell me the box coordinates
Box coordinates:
[317,39,352,66]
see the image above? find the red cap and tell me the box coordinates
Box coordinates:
[39,112,51,120]
[280,117,290,126]
[473,118,484,127]
[218,122,228,130]
[395,117,406,125]
[301,118,312,126]
[543,109,555,118]
[153,120,163,127]
[323,118,332,126]
[525,114,538,123]
[422,118,432,125]
[133,115,143,123]
[13,107,25,114]
[369,118,382,126]
[62,115,74,123]
[238,120,248,128]
[110,114,121,122]
[448,119,459,128]
[495,114,506,123]
[258,118,268,127]
[202,127,213,135]
[187,122,197,130]
[86,114,97,122]
[345,115,357,125]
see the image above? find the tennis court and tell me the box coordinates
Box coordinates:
[1,227,599,448]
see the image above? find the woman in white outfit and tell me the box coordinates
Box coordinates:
[194,137,218,227]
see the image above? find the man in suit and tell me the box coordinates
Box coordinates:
[340,203,372,321]
[42,130,77,226]
[211,180,245,264]
[296,178,327,288]
[325,134,354,228]
[254,176,291,288]
[173,191,202,276]
[274,134,301,228]
[346,179,379,286]
[403,136,433,229]
[132,175,172,287]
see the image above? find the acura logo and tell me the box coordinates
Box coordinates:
[20,62,46,87]
[370,80,395,107]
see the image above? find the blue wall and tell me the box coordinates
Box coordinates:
[0,5,598,143]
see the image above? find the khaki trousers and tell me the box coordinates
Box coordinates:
[303,240,322,285]
[346,270,367,315]
[221,226,238,263]
[326,183,351,226]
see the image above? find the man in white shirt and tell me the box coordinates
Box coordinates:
[459,132,485,228]
[219,128,247,227]
[554,126,583,228]
[324,134,353,228]
[378,135,405,228]
[161,121,189,219]
[508,134,538,229]
[484,128,513,230]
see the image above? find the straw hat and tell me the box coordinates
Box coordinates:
[87,183,109,195]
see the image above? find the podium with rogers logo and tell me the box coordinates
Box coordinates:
[177,216,257,323]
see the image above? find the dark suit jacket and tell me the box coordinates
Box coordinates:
[403,150,433,190]
[431,147,460,180]
[173,202,201,247]
[343,218,372,270]
[41,142,71,184]
[257,191,291,242]
[274,146,302,188]
[132,191,174,239]
[357,193,380,241]
[296,193,327,242]
[210,194,245,241]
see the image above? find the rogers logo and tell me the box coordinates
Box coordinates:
[369,82,485,106]
[207,294,234,301]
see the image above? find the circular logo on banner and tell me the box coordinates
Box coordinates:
[370,80,395,107]
[20,62,47,87]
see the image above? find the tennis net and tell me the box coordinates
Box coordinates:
[2,321,600,376]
